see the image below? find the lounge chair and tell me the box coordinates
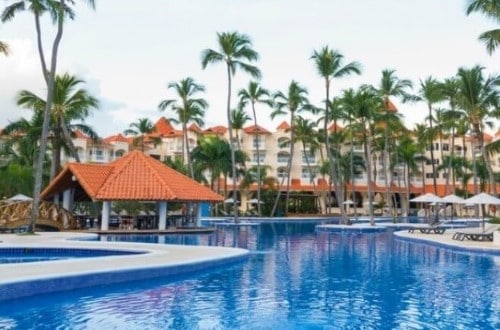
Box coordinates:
[452,225,498,242]
[408,221,447,234]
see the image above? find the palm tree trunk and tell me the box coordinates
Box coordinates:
[30,2,65,233]
[428,104,438,194]
[226,65,239,223]
[285,112,295,216]
[60,117,80,163]
[444,128,455,195]
[251,102,262,216]
[364,127,374,225]
[183,122,194,178]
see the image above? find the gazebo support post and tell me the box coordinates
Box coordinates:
[62,189,72,211]
[158,201,167,230]
[101,201,111,231]
[195,202,201,227]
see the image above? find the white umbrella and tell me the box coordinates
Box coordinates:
[6,193,33,202]
[343,199,354,205]
[441,194,465,221]
[248,198,263,204]
[224,198,239,204]
[441,194,464,204]
[461,193,500,231]
[410,193,443,203]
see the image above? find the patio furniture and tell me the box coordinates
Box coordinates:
[452,225,498,241]
[408,221,447,234]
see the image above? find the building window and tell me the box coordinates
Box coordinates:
[252,151,266,163]
[425,172,438,179]
[301,150,316,164]
[277,152,289,163]
[277,167,288,178]
[277,137,288,148]
[301,167,318,180]
[442,143,449,151]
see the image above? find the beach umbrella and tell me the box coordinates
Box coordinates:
[461,193,500,231]
[248,198,263,204]
[441,194,465,221]
[409,193,443,203]
[224,198,239,204]
[6,193,33,202]
[343,199,354,205]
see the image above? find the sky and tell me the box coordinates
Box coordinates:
[0,0,498,137]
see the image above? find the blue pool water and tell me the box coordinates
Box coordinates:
[0,222,499,329]
[0,247,144,264]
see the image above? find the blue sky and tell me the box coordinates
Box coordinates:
[0,0,498,136]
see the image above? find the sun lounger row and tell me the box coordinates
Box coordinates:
[452,225,498,242]
[408,221,446,234]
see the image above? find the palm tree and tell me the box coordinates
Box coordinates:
[294,116,319,194]
[369,69,412,212]
[124,118,160,152]
[238,81,273,216]
[455,65,500,194]
[158,77,207,178]
[271,81,309,216]
[201,31,261,222]
[343,88,382,225]
[394,135,421,219]
[408,77,444,195]
[231,106,251,152]
[2,0,96,233]
[16,73,99,179]
[191,135,247,214]
[466,0,500,54]
[0,40,9,55]
[310,46,361,220]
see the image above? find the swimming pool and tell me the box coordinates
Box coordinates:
[0,247,145,264]
[0,222,498,329]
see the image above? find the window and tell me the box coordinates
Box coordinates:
[252,151,266,163]
[301,167,318,180]
[277,152,289,163]
[301,150,316,164]
[277,137,288,148]
[425,172,438,179]
[442,143,449,151]
[252,136,265,149]
[277,167,288,178]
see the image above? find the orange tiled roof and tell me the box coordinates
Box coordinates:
[41,150,223,202]
[277,121,290,130]
[328,122,344,132]
[189,123,202,133]
[104,133,129,144]
[154,117,175,136]
[384,99,398,112]
[203,126,227,135]
[243,125,271,134]
[73,130,89,140]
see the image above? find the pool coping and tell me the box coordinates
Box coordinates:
[0,232,249,301]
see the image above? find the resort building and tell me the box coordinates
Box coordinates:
[52,109,500,216]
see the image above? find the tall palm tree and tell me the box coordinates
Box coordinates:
[466,0,500,54]
[394,135,420,219]
[158,77,207,178]
[369,69,412,212]
[343,88,382,225]
[231,106,251,152]
[2,0,96,233]
[0,40,9,55]
[124,118,160,152]
[456,65,500,194]
[409,77,444,195]
[238,81,273,216]
[271,81,309,216]
[310,46,361,220]
[16,73,99,179]
[294,116,319,193]
[201,31,261,222]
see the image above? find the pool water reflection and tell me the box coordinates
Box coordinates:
[0,222,499,329]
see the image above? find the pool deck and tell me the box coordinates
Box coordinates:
[0,232,248,300]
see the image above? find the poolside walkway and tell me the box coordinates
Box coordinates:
[394,227,500,253]
[0,232,248,300]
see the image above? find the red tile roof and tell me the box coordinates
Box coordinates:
[104,133,129,144]
[384,99,398,112]
[41,151,223,202]
[154,117,175,136]
[276,121,290,130]
[189,123,202,133]
[328,122,344,132]
[243,125,271,134]
[203,126,227,135]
